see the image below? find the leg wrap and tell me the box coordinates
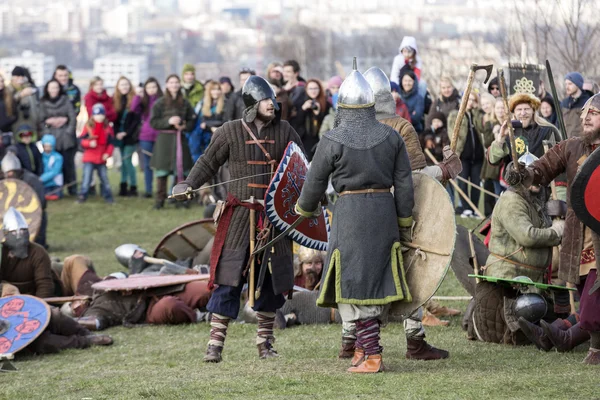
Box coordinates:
[256,311,276,345]
[404,307,426,340]
[342,321,357,344]
[356,318,382,356]
[208,313,230,348]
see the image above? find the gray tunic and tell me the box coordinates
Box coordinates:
[297,106,414,307]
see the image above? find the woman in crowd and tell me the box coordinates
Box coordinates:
[390,82,411,122]
[219,77,234,101]
[428,76,460,123]
[131,77,163,198]
[447,92,487,217]
[400,70,425,133]
[300,79,330,160]
[479,92,502,215]
[190,80,225,162]
[84,77,117,123]
[39,79,77,196]
[326,75,342,106]
[150,74,196,210]
[540,97,558,126]
[112,76,138,196]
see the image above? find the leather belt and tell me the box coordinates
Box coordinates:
[487,252,545,271]
[338,188,391,196]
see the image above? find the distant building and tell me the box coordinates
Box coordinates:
[93,53,148,87]
[0,51,56,87]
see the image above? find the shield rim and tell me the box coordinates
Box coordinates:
[0,295,50,355]
[152,218,215,261]
[91,274,210,292]
[264,141,330,251]
[572,147,600,235]
[390,172,456,317]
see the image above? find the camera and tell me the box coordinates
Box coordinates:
[311,100,319,111]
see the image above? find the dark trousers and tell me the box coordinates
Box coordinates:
[28,308,91,354]
[458,160,483,213]
[146,281,212,324]
[483,179,497,217]
[207,268,285,320]
[578,270,600,332]
[59,147,77,195]
[156,176,168,202]
[34,211,47,248]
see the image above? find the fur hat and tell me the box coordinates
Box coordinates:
[508,93,541,113]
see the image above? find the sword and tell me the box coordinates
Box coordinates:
[545,59,567,141]
[252,215,306,256]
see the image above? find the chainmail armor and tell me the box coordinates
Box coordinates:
[374,92,397,116]
[328,106,394,150]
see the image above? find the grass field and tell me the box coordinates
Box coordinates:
[0,172,597,400]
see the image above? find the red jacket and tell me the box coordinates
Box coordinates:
[80,122,114,164]
[84,90,117,123]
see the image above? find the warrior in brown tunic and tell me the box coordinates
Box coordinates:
[172,76,304,363]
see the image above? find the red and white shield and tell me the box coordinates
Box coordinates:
[265,142,330,251]
[572,146,600,235]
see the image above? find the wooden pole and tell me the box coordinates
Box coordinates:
[450,64,478,152]
[248,196,257,307]
[423,148,485,218]
[498,68,521,172]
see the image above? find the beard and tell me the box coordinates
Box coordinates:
[581,126,600,146]
[257,109,275,122]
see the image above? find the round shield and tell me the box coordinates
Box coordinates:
[450,225,489,297]
[0,179,42,241]
[389,172,456,318]
[0,295,50,355]
[153,219,216,261]
[572,147,600,235]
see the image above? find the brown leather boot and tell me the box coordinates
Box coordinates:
[421,311,450,327]
[351,348,365,367]
[541,321,590,352]
[87,334,113,346]
[204,345,223,363]
[338,339,355,359]
[406,338,449,360]
[428,304,461,317]
[76,317,101,331]
[257,339,279,359]
[347,354,383,373]
[582,349,600,365]
[518,317,565,352]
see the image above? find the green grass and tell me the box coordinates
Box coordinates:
[0,172,597,400]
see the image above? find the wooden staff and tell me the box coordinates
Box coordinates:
[423,148,485,218]
[497,68,521,172]
[248,196,257,307]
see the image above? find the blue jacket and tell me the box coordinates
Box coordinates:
[40,134,64,188]
[401,85,425,133]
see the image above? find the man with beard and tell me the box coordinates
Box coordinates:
[1,152,48,249]
[171,76,303,363]
[0,208,58,298]
[295,60,414,373]
[505,93,600,364]
[561,72,591,138]
[469,152,564,345]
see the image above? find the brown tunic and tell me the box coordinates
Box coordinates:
[379,116,427,170]
[184,117,304,291]
[0,243,54,298]
[530,137,600,284]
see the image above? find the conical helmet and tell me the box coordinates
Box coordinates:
[581,93,600,120]
[517,147,539,167]
[3,207,28,232]
[114,243,148,268]
[363,67,391,98]
[1,152,21,174]
[242,75,279,111]
[337,57,374,109]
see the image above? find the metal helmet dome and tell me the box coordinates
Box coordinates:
[363,67,392,98]
[514,293,547,323]
[3,207,28,232]
[114,244,148,268]
[337,57,375,109]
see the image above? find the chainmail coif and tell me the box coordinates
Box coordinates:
[328,105,394,150]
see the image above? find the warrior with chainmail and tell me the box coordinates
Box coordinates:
[467,152,565,344]
[295,59,414,373]
[357,66,462,360]
[171,76,304,363]
[504,93,600,365]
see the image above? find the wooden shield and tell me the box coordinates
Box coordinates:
[0,179,42,241]
[91,274,209,292]
[265,141,330,251]
[389,172,456,318]
[0,295,50,355]
[153,219,215,261]
[572,147,600,235]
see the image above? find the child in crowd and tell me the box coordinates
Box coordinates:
[11,124,43,175]
[78,103,114,204]
[40,134,64,200]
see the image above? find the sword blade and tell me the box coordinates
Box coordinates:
[252,216,306,255]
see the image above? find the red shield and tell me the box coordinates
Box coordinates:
[91,274,209,292]
[265,142,330,251]
[572,147,600,235]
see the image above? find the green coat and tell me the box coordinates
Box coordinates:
[182,81,204,109]
[480,121,502,180]
[484,189,561,282]
[149,97,196,173]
